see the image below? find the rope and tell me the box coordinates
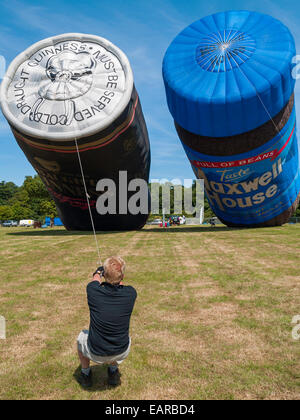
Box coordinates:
[226,49,282,136]
[74,137,102,266]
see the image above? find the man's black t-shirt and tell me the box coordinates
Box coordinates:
[87,281,137,356]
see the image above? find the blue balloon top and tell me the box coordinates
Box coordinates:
[162,11,296,137]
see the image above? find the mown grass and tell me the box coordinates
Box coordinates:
[0,224,299,400]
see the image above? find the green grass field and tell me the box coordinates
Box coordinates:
[0,224,299,400]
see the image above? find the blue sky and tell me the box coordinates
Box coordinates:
[0,0,299,185]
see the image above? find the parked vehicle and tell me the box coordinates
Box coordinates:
[179,215,186,225]
[2,220,18,227]
[169,216,181,225]
[19,219,34,227]
[148,218,162,225]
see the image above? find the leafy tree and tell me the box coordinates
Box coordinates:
[0,181,19,205]
[1,175,58,222]
[9,188,30,206]
[0,205,12,221]
[10,203,33,220]
[23,176,51,200]
[39,200,57,219]
[204,196,215,218]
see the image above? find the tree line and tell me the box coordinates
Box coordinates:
[3,175,298,223]
[0,176,57,222]
[0,176,213,222]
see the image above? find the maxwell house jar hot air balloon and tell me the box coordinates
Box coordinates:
[0,34,150,231]
[163,11,300,227]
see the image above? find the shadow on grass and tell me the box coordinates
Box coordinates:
[73,365,121,392]
[6,226,242,236]
[6,229,126,237]
[143,226,243,233]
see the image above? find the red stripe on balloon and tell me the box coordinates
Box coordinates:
[192,123,295,169]
[15,95,139,154]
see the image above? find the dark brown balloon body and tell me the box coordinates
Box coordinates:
[10,87,150,231]
[0,34,151,231]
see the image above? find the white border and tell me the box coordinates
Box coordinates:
[0,33,134,142]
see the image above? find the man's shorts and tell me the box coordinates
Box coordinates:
[77,330,131,365]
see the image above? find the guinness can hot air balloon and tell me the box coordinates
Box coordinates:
[0,33,150,231]
[163,11,300,227]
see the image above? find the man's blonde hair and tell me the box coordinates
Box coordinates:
[103,256,126,285]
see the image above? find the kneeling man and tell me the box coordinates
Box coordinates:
[77,256,137,387]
